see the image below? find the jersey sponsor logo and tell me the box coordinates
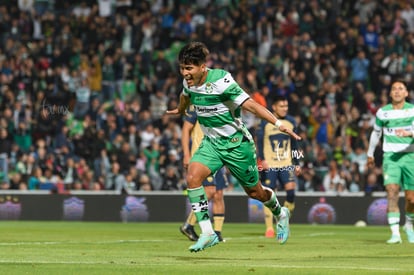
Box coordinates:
[196,106,218,113]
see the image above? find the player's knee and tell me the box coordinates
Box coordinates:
[406,192,414,205]
[386,184,400,195]
[214,190,223,197]
[185,173,203,188]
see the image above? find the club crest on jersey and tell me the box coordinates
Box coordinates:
[206,82,213,93]
[230,137,239,143]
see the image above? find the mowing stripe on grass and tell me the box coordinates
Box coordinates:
[0,240,167,246]
[0,259,408,272]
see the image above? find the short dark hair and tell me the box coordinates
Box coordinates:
[178,41,209,66]
[273,95,288,104]
[393,79,408,89]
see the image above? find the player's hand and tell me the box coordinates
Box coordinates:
[165,108,180,115]
[182,154,191,170]
[280,125,301,140]
[261,159,269,171]
[395,129,412,137]
[367,157,375,169]
[294,165,302,176]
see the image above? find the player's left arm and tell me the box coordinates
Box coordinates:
[241,98,301,140]
[166,93,190,116]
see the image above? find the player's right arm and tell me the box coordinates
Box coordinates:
[182,119,194,169]
[367,126,382,169]
[367,110,384,169]
[241,98,301,140]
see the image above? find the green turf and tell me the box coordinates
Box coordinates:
[0,222,413,274]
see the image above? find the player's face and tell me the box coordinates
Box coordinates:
[272,100,289,118]
[179,63,207,87]
[390,82,408,105]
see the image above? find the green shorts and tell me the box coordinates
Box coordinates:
[191,134,259,188]
[383,152,414,190]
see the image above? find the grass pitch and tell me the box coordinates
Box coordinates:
[0,222,413,274]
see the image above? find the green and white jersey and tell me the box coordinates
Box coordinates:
[182,68,251,140]
[374,102,414,153]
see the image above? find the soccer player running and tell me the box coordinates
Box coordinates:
[180,107,227,242]
[167,41,301,252]
[256,95,301,238]
[367,80,414,244]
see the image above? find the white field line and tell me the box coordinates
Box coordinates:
[0,235,411,273]
[0,232,353,246]
[0,234,410,272]
[0,240,166,246]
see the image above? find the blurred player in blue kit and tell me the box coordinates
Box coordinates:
[257,95,301,238]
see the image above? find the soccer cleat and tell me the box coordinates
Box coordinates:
[265,228,275,238]
[189,233,219,252]
[180,225,199,241]
[386,234,402,244]
[276,207,290,244]
[403,226,414,243]
[214,231,225,242]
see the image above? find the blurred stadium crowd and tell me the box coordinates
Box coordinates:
[0,0,413,194]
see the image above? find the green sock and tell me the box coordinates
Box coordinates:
[188,187,210,222]
[263,190,281,216]
[406,213,414,231]
[388,212,400,236]
[188,187,214,234]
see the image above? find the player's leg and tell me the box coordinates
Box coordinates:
[186,162,219,252]
[386,183,401,243]
[180,176,216,241]
[180,210,199,241]
[383,155,402,243]
[186,161,212,230]
[180,176,213,241]
[212,189,225,241]
[283,168,297,215]
[186,143,223,252]
[383,156,402,244]
[404,190,414,243]
[245,184,290,244]
[262,170,277,238]
[211,167,227,241]
[225,139,290,244]
[401,159,414,243]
